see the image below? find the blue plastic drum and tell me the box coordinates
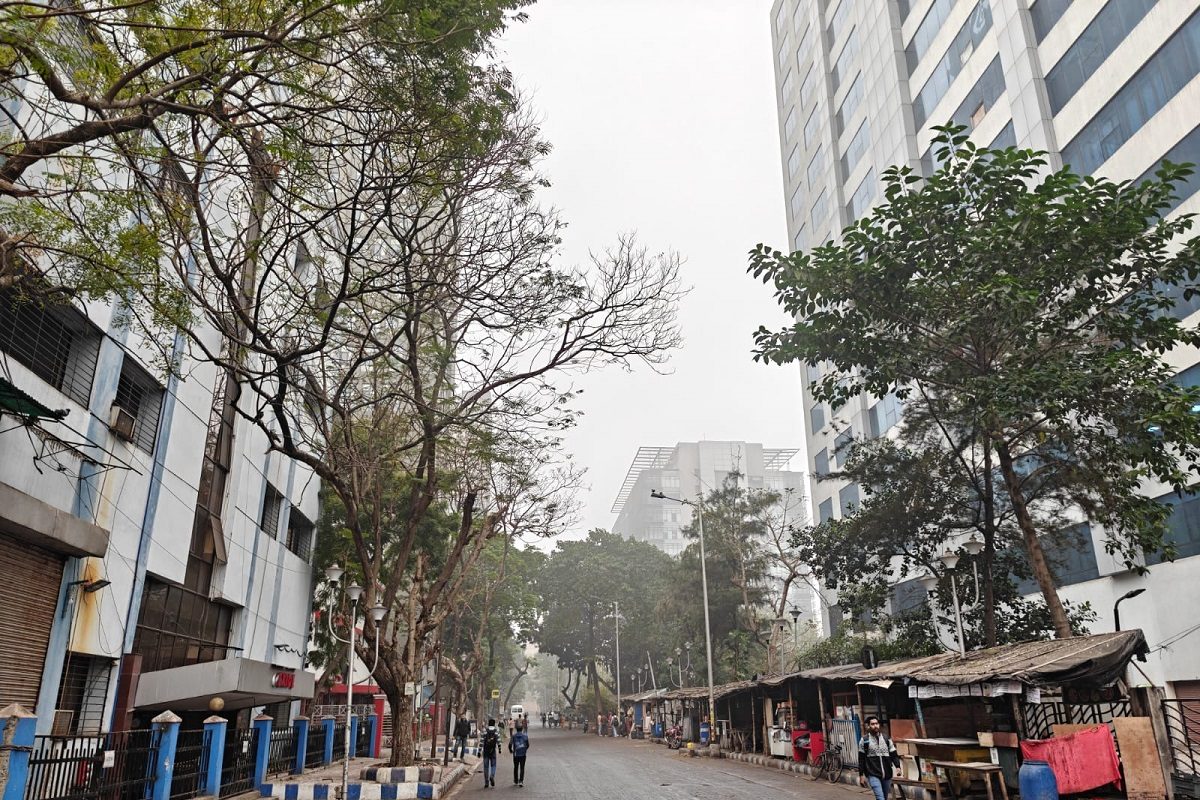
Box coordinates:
[699,721,711,745]
[1018,759,1059,800]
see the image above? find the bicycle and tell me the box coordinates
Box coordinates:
[809,743,844,783]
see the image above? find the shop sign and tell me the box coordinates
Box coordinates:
[273,671,296,689]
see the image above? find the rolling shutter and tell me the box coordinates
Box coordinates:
[0,534,64,709]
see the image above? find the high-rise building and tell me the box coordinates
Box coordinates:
[770,0,1200,688]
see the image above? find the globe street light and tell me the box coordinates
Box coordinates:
[324,564,387,800]
[651,489,717,741]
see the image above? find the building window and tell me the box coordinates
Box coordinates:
[784,106,798,140]
[811,188,830,227]
[847,169,876,220]
[868,392,903,438]
[54,654,111,735]
[838,482,860,514]
[797,24,816,75]
[0,288,100,407]
[991,120,1016,149]
[1148,490,1200,563]
[113,356,164,453]
[810,402,826,433]
[805,361,822,385]
[951,56,1004,135]
[286,509,314,561]
[662,473,681,489]
[1030,0,1072,42]
[906,0,959,73]
[1134,124,1200,217]
[793,225,808,253]
[814,448,830,476]
[1062,10,1200,177]
[818,497,835,523]
[831,28,859,93]
[807,146,826,189]
[1017,523,1101,592]
[778,39,790,69]
[790,185,805,219]
[799,65,816,109]
[260,484,284,539]
[913,1,993,129]
[776,2,788,34]
[827,0,853,44]
[133,578,236,673]
[835,73,864,135]
[834,428,854,467]
[1046,0,1155,115]
[781,69,795,102]
[891,577,929,617]
[841,121,871,176]
[804,105,823,149]
[788,145,802,178]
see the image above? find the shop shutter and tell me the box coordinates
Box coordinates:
[0,534,64,709]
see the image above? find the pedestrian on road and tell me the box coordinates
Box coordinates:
[541,712,547,728]
[453,714,471,761]
[610,713,618,738]
[858,715,901,800]
[508,720,530,787]
[481,719,500,789]
[596,713,603,736]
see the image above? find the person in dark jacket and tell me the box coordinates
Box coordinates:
[452,715,471,761]
[508,720,530,787]
[858,716,901,800]
[480,719,501,788]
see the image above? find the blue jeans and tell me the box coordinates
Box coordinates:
[453,736,467,758]
[868,776,892,800]
[483,754,497,783]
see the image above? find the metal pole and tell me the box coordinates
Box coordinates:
[646,652,657,690]
[342,603,355,800]
[696,501,717,741]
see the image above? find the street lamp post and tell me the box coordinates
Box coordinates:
[789,605,801,658]
[651,490,717,741]
[918,536,983,656]
[324,564,387,800]
[613,602,623,727]
[1113,588,1146,631]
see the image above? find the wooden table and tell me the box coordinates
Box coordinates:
[927,761,1009,800]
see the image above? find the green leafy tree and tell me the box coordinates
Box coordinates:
[751,127,1200,638]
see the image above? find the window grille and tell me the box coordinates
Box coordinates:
[114,356,164,452]
[0,288,100,407]
[55,654,112,735]
[260,485,283,539]
[286,510,314,561]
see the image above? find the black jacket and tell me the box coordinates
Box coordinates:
[454,718,471,738]
[858,733,901,780]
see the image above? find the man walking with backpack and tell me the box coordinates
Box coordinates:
[858,715,901,800]
[480,719,500,788]
[508,719,530,787]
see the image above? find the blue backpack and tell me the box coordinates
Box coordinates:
[512,731,529,757]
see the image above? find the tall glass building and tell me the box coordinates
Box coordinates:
[770,0,1200,693]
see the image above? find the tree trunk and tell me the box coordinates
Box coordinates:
[992,438,1072,638]
[981,440,998,647]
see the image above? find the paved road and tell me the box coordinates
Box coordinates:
[449,728,872,800]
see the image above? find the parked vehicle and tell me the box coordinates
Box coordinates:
[810,742,843,783]
[665,723,684,750]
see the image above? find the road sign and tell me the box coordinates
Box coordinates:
[491,689,500,699]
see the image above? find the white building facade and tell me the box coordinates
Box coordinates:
[770,0,1200,695]
[0,292,318,732]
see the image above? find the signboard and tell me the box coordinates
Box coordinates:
[272,671,296,689]
[491,689,500,699]
[102,751,115,769]
[404,682,416,695]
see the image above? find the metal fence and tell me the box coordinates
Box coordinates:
[331,724,347,762]
[265,727,298,777]
[219,729,257,798]
[169,730,208,800]
[25,729,157,800]
[1164,699,1200,798]
[1021,698,1133,740]
[355,719,370,757]
[305,724,326,768]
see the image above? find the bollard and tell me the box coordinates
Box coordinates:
[1,704,37,800]
[201,717,227,797]
[252,714,273,790]
[150,711,182,800]
[293,717,309,775]
[321,717,335,765]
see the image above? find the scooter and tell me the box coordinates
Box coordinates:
[665,723,684,750]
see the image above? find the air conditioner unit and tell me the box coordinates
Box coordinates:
[109,405,137,441]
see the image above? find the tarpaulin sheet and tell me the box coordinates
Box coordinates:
[1020,725,1123,794]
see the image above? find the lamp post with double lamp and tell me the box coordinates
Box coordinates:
[324,563,387,800]
[917,535,984,656]
[651,489,717,739]
[1113,588,1146,632]
[611,602,623,726]
[789,605,802,657]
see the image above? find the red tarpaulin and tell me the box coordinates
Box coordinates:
[1020,725,1123,794]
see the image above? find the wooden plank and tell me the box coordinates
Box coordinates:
[1051,723,1097,738]
[890,719,919,741]
[1113,717,1167,800]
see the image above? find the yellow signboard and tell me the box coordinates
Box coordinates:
[491,689,500,699]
